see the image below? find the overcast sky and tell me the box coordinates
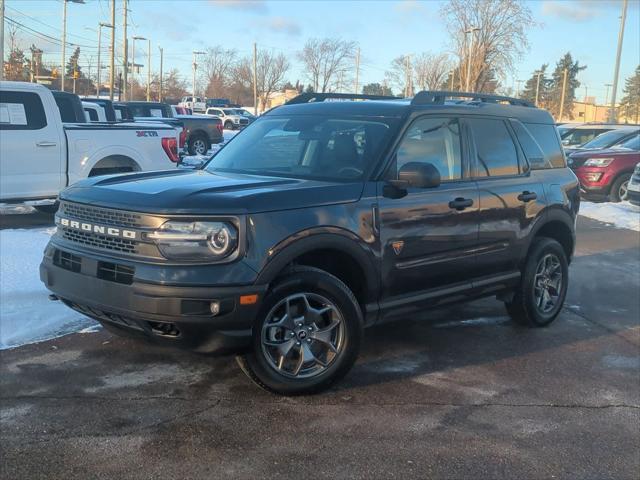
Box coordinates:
[4,0,639,103]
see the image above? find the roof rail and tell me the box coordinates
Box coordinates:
[411,90,534,108]
[285,92,399,105]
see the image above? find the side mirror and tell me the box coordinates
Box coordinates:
[397,162,441,189]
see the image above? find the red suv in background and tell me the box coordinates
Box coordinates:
[569,134,640,202]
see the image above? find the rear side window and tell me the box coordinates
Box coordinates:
[468,118,519,177]
[54,96,78,123]
[510,121,544,169]
[85,108,98,121]
[524,123,566,168]
[0,91,47,130]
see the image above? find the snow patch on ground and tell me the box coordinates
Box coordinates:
[0,228,98,350]
[579,201,640,231]
[0,205,36,215]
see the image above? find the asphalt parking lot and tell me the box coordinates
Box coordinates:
[1,214,639,479]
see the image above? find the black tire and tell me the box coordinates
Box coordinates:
[505,237,568,327]
[187,134,209,155]
[237,266,363,395]
[609,173,632,203]
[224,121,234,130]
[34,203,59,214]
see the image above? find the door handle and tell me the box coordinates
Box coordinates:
[449,197,474,211]
[518,191,538,202]
[36,141,57,147]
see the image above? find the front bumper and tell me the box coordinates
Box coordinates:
[574,167,613,199]
[40,244,266,353]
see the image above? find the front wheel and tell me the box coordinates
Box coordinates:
[505,237,569,327]
[237,266,363,395]
[610,173,631,202]
[224,121,234,130]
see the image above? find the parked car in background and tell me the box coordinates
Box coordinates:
[179,96,206,113]
[560,123,622,148]
[82,101,107,122]
[0,81,182,210]
[51,90,86,123]
[82,98,117,121]
[206,98,232,109]
[171,105,192,115]
[569,133,640,202]
[235,108,257,124]
[174,113,224,155]
[112,102,134,121]
[205,107,249,130]
[564,126,639,157]
[625,162,640,205]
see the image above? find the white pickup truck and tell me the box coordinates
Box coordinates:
[178,96,206,113]
[0,81,181,210]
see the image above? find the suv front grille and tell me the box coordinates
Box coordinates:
[62,228,138,254]
[60,202,143,228]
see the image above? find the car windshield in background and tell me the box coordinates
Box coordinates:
[562,128,612,146]
[613,134,640,151]
[205,115,396,181]
[580,129,638,149]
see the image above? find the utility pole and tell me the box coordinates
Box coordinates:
[558,67,568,121]
[464,26,480,92]
[122,0,128,101]
[604,83,612,105]
[354,47,360,94]
[450,68,455,91]
[583,85,589,121]
[192,50,205,100]
[61,0,68,91]
[131,36,146,100]
[534,71,542,107]
[158,46,163,102]
[109,0,115,100]
[72,56,77,93]
[0,0,5,81]
[404,54,412,97]
[609,0,628,123]
[146,38,151,101]
[253,42,258,115]
[516,79,523,97]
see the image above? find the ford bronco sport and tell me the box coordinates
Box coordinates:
[40,91,579,395]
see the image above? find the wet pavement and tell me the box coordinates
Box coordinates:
[1,216,639,479]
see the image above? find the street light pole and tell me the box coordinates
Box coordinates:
[158,46,163,102]
[464,26,480,92]
[96,23,113,97]
[1,0,5,81]
[147,38,151,101]
[109,0,115,100]
[60,0,84,92]
[131,36,146,100]
[609,0,628,123]
[535,71,543,107]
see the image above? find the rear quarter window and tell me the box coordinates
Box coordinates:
[523,123,566,169]
[0,91,48,130]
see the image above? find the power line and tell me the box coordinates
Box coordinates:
[6,5,98,43]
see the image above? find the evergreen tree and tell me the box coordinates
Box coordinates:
[548,53,586,120]
[362,82,393,96]
[520,64,551,106]
[618,65,640,124]
[66,47,81,77]
[5,47,27,81]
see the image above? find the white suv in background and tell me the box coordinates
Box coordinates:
[205,107,249,130]
[626,162,640,206]
[179,96,206,113]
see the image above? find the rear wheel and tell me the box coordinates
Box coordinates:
[610,173,631,202]
[237,266,363,395]
[505,237,568,327]
[188,134,209,155]
[224,121,234,130]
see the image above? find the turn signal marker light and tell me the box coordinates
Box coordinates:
[240,294,258,305]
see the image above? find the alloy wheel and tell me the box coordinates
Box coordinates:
[192,139,207,155]
[533,253,563,314]
[260,293,345,379]
[619,180,629,201]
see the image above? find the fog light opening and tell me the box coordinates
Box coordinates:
[210,301,221,316]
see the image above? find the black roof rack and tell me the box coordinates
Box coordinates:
[286,92,399,105]
[411,90,534,108]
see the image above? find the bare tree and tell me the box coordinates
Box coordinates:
[201,46,237,97]
[413,53,452,91]
[256,49,290,111]
[299,38,357,93]
[385,55,413,97]
[441,0,534,92]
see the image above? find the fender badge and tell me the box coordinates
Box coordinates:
[392,241,404,255]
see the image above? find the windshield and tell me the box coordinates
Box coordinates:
[562,128,612,146]
[223,109,235,115]
[580,129,637,149]
[205,115,397,181]
[613,134,640,151]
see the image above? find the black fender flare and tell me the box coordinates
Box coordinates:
[527,206,576,261]
[255,228,380,303]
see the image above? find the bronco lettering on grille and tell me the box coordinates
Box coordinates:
[57,217,137,239]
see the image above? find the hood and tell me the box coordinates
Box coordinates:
[569,147,639,159]
[60,169,363,215]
